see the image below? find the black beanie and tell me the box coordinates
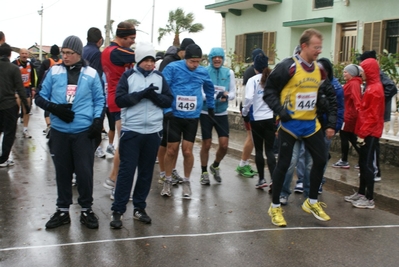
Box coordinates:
[185,44,202,59]
[253,54,268,73]
[180,38,195,51]
[87,27,103,43]
[50,44,60,56]
[359,50,377,61]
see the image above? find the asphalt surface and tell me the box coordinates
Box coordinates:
[1,105,399,267]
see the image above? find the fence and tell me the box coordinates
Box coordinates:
[228,78,399,142]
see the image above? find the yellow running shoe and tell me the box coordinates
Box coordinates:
[268,204,287,227]
[302,198,331,221]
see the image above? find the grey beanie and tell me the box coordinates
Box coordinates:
[62,35,83,55]
[135,42,156,65]
[344,64,360,77]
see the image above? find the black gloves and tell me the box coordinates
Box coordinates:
[164,112,174,120]
[208,108,215,118]
[279,108,292,122]
[88,118,103,147]
[143,83,159,98]
[47,103,75,123]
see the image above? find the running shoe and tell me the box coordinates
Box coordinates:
[268,204,287,227]
[332,159,350,169]
[182,181,192,199]
[158,173,166,184]
[106,144,115,155]
[80,209,99,229]
[302,198,330,221]
[23,129,32,138]
[255,179,268,189]
[235,165,254,178]
[279,195,288,205]
[344,191,363,203]
[200,172,210,185]
[45,210,71,229]
[352,196,375,209]
[95,147,106,158]
[172,169,183,184]
[103,177,115,190]
[294,182,304,193]
[0,160,15,168]
[110,211,123,229]
[161,180,172,197]
[133,209,152,224]
[210,164,222,183]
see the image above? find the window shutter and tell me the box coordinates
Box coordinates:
[262,31,277,65]
[362,21,383,53]
[235,34,245,63]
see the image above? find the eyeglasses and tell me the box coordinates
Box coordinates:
[61,51,76,56]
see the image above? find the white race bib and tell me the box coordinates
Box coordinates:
[295,92,317,111]
[176,95,197,112]
[214,85,226,93]
[66,84,77,104]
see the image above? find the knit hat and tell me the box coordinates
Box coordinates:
[251,48,265,61]
[344,64,361,77]
[62,35,83,55]
[185,44,202,59]
[180,38,195,51]
[50,44,60,56]
[253,54,268,73]
[156,51,164,60]
[359,50,377,61]
[135,42,156,65]
[87,27,103,43]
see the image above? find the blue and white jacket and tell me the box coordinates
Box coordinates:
[162,60,215,119]
[115,65,173,134]
[36,63,105,134]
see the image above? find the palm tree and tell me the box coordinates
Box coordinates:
[158,8,204,47]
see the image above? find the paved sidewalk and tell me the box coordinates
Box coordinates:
[198,127,399,214]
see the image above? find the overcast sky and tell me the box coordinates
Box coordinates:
[1,0,222,55]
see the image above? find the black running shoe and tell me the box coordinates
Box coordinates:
[45,210,71,229]
[110,211,123,229]
[133,209,152,224]
[80,209,99,229]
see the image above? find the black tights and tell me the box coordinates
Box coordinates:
[339,130,360,161]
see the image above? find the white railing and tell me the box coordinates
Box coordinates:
[228,78,399,142]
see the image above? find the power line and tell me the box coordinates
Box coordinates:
[0,0,62,22]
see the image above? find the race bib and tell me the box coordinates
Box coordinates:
[66,84,77,104]
[176,95,197,112]
[214,85,226,93]
[295,92,317,111]
[21,73,29,83]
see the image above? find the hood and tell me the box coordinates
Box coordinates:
[317,57,333,81]
[164,46,178,56]
[360,58,380,85]
[208,47,225,67]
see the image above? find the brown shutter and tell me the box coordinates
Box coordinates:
[362,21,383,53]
[235,34,245,63]
[262,31,277,65]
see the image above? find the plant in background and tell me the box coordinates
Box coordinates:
[226,48,247,78]
[378,49,399,84]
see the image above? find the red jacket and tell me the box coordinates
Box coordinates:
[342,76,362,132]
[355,58,385,138]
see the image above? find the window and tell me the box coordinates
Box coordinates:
[314,0,333,9]
[386,20,399,54]
[235,31,276,65]
[338,22,357,62]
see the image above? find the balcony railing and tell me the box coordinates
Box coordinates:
[228,78,399,142]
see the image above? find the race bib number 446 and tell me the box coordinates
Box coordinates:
[295,92,316,111]
[176,95,197,112]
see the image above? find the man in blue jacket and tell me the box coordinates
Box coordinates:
[161,44,215,199]
[36,36,105,229]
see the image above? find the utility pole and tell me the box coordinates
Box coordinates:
[38,5,43,61]
[105,0,112,47]
[151,0,155,43]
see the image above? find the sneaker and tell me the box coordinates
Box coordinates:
[80,209,99,229]
[374,176,382,182]
[172,169,183,184]
[42,126,50,135]
[72,176,77,186]
[106,144,115,155]
[210,164,222,183]
[255,179,268,189]
[182,181,191,199]
[200,172,210,185]
[318,183,323,194]
[103,177,116,190]
[354,164,360,169]
[110,189,115,200]
[133,209,152,224]
[250,167,258,175]
[302,198,330,221]
[95,147,106,158]
[22,129,32,138]
[352,196,375,209]
[161,180,172,197]
[294,182,304,193]
[236,165,255,178]
[268,204,287,227]
[344,191,363,203]
[110,211,123,229]
[158,173,166,184]
[0,160,15,168]
[279,195,288,205]
[45,210,71,229]
[332,159,350,169]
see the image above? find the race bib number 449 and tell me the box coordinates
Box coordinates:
[176,95,197,112]
[295,92,316,111]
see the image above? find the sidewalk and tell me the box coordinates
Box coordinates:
[198,128,399,214]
